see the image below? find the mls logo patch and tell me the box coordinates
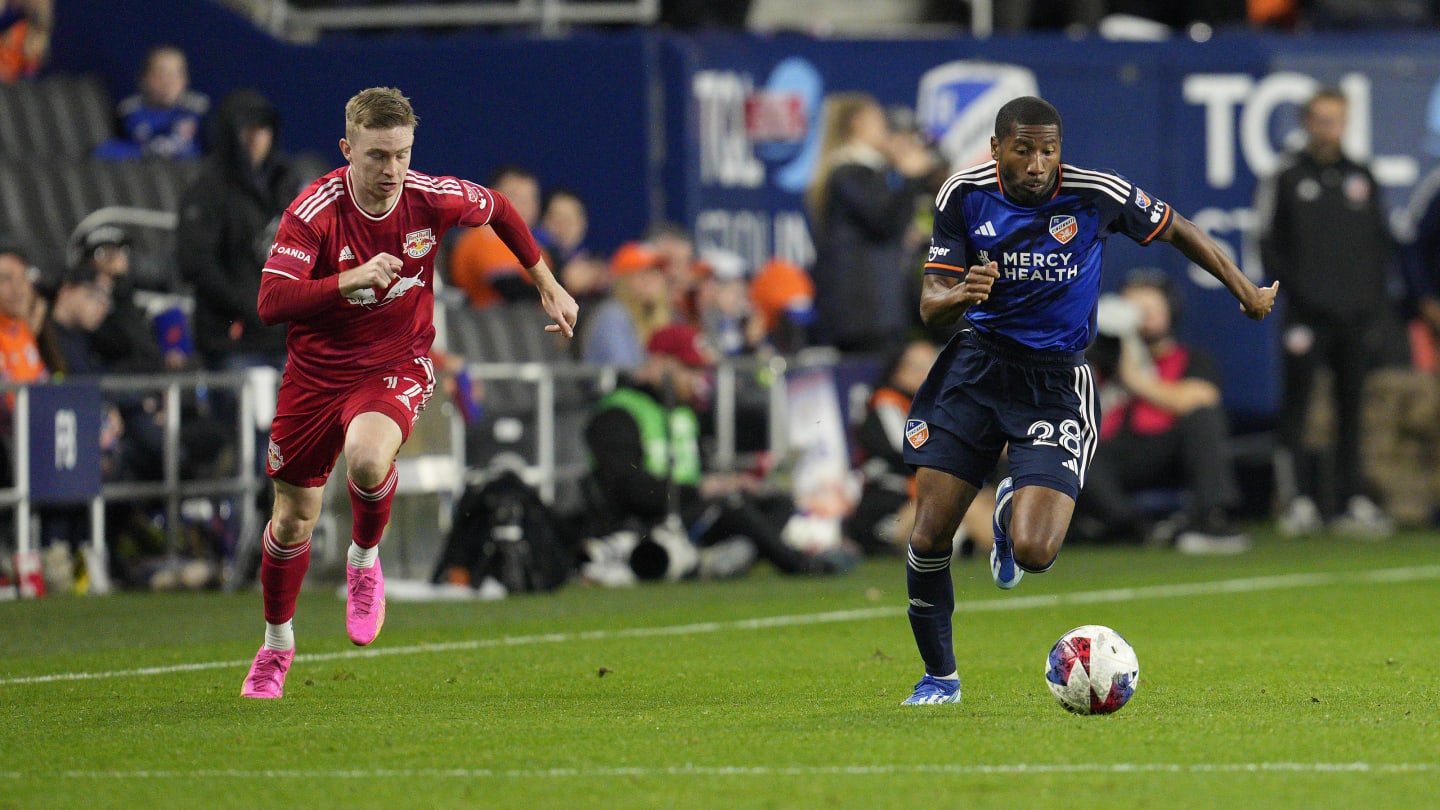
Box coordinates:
[1049,214,1077,245]
[267,440,284,472]
[403,228,436,259]
[905,419,930,449]
[1134,188,1152,209]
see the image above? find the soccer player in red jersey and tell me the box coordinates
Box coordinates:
[241,87,578,698]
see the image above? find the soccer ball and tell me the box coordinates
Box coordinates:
[1045,624,1139,715]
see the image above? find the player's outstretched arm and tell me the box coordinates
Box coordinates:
[1159,212,1278,321]
[919,262,999,328]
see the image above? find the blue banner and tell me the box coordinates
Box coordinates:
[28,384,102,506]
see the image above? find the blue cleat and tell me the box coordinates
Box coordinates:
[901,674,962,705]
[990,477,1023,590]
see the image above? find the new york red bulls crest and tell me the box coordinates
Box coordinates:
[403,228,436,259]
[1049,215,1077,245]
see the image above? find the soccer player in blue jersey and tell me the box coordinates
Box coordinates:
[899,96,1278,705]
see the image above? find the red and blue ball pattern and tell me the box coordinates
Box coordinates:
[1045,625,1139,715]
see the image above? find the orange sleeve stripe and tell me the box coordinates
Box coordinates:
[923,261,966,273]
[1141,205,1173,245]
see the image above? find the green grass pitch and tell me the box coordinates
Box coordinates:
[3,530,1438,808]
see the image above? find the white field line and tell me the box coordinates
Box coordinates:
[4,564,1440,689]
[0,763,1434,780]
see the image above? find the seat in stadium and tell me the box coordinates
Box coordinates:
[0,75,114,159]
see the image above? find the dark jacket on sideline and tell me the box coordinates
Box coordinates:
[176,89,302,362]
[1256,150,1394,320]
[810,154,925,352]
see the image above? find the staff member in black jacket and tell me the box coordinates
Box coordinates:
[176,89,303,371]
[1255,86,1398,537]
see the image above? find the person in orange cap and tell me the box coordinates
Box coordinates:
[579,241,673,368]
[749,257,815,354]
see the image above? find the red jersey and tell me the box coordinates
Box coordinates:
[260,166,540,387]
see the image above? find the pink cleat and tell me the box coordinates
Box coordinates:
[241,647,295,699]
[346,558,386,646]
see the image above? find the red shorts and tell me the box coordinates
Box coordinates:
[266,356,436,488]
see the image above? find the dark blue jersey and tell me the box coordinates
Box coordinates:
[923,160,1173,352]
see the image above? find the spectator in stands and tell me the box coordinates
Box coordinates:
[446,165,544,307]
[539,187,608,307]
[806,92,939,353]
[1255,87,1399,536]
[645,222,702,325]
[584,323,851,576]
[580,241,673,368]
[40,260,220,587]
[40,263,110,375]
[0,0,50,83]
[70,224,181,372]
[177,88,300,372]
[95,45,210,161]
[748,257,815,354]
[846,338,996,557]
[1070,269,1250,554]
[0,243,46,396]
[55,232,168,477]
[695,247,762,357]
[66,225,227,471]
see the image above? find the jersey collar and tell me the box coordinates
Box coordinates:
[343,166,403,222]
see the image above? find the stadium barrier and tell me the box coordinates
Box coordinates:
[1,372,261,595]
[1,349,869,594]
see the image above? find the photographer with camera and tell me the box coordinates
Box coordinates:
[1072,268,1250,554]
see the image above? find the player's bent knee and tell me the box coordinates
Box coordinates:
[1010,531,1064,572]
[907,519,958,558]
[270,513,317,546]
[343,446,393,487]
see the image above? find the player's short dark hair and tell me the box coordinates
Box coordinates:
[994,96,1063,140]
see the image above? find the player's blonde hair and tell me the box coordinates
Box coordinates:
[344,87,419,138]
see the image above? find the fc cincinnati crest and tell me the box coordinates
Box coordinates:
[905,419,930,449]
[1049,215,1078,245]
[403,228,436,259]
[267,440,283,472]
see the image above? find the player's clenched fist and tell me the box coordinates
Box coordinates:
[338,252,403,295]
[1240,280,1280,321]
[960,261,1000,305]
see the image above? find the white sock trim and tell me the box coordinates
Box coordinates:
[264,620,294,651]
[348,541,378,569]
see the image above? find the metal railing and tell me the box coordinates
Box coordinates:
[1,349,850,593]
[460,348,844,499]
[1,372,262,582]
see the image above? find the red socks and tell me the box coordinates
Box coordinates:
[260,522,311,625]
[349,464,398,549]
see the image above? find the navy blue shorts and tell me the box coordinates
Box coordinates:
[902,329,1098,500]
